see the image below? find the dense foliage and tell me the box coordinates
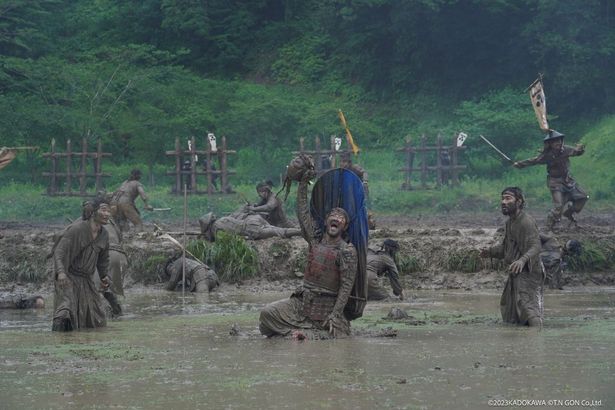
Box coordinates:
[1,0,614,186]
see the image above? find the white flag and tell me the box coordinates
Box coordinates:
[208,133,217,152]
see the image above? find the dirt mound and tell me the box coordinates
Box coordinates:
[1,213,614,295]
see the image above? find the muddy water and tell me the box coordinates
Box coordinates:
[1,288,614,409]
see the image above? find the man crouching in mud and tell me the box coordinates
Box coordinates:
[259,155,358,339]
[52,197,112,331]
[480,187,544,327]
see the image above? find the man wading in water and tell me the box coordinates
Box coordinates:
[259,155,360,338]
[52,197,112,331]
[480,187,544,327]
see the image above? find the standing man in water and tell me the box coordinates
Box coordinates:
[513,130,588,230]
[259,155,359,338]
[480,187,544,327]
[52,197,111,331]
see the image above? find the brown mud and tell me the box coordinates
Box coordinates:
[1,211,614,300]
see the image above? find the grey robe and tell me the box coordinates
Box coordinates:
[52,220,110,331]
[487,211,544,325]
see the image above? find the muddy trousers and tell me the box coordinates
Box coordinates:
[547,186,588,227]
[116,203,143,231]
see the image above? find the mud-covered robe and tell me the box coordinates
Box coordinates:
[486,211,544,325]
[105,220,127,296]
[366,249,403,300]
[52,220,110,330]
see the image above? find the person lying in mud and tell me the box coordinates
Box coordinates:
[480,187,544,327]
[0,295,45,309]
[513,130,588,231]
[367,239,404,301]
[245,181,295,228]
[259,155,358,339]
[52,197,112,331]
[165,256,219,293]
[198,207,301,241]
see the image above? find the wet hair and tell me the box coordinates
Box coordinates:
[88,196,110,218]
[82,200,94,220]
[565,240,582,255]
[256,181,273,192]
[383,239,399,250]
[501,186,525,209]
[129,168,142,181]
[326,207,349,230]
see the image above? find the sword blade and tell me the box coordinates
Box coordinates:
[479,135,512,162]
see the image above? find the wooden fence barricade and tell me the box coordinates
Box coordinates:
[398,133,466,190]
[42,138,111,196]
[166,136,236,195]
[293,135,350,176]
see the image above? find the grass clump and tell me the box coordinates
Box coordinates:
[398,254,423,274]
[446,249,482,273]
[187,233,259,282]
[566,241,615,272]
[131,254,169,284]
[3,261,48,283]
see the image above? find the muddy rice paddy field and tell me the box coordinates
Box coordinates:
[1,212,614,409]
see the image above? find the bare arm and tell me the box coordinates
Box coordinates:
[137,183,149,204]
[382,255,403,296]
[296,178,317,245]
[250,195,277,213]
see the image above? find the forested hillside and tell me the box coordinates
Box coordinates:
[1,0,613,191]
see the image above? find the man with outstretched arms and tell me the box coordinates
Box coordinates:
[514,130,588,230]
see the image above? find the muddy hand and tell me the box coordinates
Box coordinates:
[100,276,111,290]
[509,259,525,275]
[57,272,70,288]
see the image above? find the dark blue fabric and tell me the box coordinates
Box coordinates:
[310,168,368,320]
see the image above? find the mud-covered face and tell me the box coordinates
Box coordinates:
[93,204,111,225]
[325,211,347,238]
[257,188,270,200]
[500,193,519,216]
[548,138,563,150]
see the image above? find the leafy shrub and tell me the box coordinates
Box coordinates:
[187,233,259,282]
[446,249,482,273]
[566,241,615,272]
[398,254,423,274]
